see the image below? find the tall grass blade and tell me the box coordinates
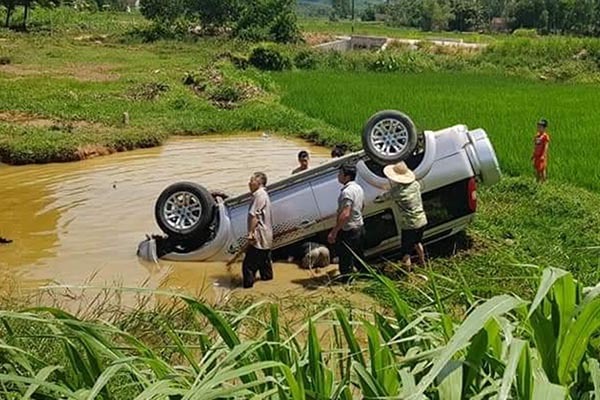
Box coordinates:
[0,373,80,399]
[363,317,399,395]
[334,308,366,366]
[557,297,600,385]
[183,298,240,348]
[410,295,526,399]
[307,319,326,396]
[133,380,183,400]
[531,379,567,400]
[437,360,462,400]
[552,273,577,350]
[516,343,533,400]
[22,365,62,400]
[589,358,600,400]
[353,362,387,398]
[85,363,130,400]
[527,268,569,318]
[462,328,488,394]
[497,339,526,400]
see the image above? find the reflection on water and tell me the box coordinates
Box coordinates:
[0,134,343,301]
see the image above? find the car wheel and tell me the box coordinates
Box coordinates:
[154,182,215,241]
[362,110,418,165]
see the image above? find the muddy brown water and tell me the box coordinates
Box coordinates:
[0,134,375,308]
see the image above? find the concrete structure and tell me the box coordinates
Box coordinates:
[314,35,487,52]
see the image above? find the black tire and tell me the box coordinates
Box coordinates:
[362,110,418,165]
[154,182,215,241]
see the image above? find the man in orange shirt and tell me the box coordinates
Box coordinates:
[532,119,550,183]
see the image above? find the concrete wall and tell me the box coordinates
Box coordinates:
[314,35,387,52]
[313,35,486,53]
[314,38,352,52]
[350,35,387,50]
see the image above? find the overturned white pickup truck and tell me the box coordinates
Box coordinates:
[137,110,501,264]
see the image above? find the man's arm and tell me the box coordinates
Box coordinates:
[248,214,259,240]
[328,204,351,243]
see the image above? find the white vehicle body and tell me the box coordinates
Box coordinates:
[137,113,501,264]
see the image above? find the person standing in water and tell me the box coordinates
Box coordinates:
[292,150,310,174]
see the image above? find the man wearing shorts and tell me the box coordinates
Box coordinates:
[376,161,428,269]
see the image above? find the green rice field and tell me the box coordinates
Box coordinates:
[273,70,600,192]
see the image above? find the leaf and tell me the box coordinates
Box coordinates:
[437,360,462,400]
[557,297,600,385]
[22,366,62,400]
[528,268,569,318]
[516,343,533,400]
[588,358,600,400]
[307,319,326,396]
[498,339,526,400]
[462,329,488,395]
[353,362,387,398]
[335,308,366,366]
[85,363,129,400]
[531,378,567,400]
[529,309,558,382]
[409,295,526,399]
[552,273,577,350]
[0,373,80,399]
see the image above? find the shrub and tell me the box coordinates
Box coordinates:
[208,84,242,104]
[269,9,302,44]
[249,46,292,71]
[371,54,403,72]
[293,49,318,69]
[512,28,538,37]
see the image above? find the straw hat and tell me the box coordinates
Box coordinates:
[383,161,415,184]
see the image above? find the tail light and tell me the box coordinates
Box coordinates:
[467,177,477,212]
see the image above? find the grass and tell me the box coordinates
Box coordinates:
[273,70,600,192]
[1,9,600,398]
[1,266,600,398]
[373,176,600,307]
[0,23,348,162]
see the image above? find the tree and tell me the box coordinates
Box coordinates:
[331,0,351,18]
[2,0,18,27]
[387,0,423,27]
[450,0,485,31]
[421,0,453,30]
[139,0,188,24]
[233,0,301,42]
[2,0,59,30]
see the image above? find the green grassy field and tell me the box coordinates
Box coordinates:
[2,9,600,398]
[273,70,600,192]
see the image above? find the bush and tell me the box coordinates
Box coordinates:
[371,54,403,72]
[249,46,292,71]
[269,9,302,44]
[512,28,538,37]
[293,50,318,69]
[208,84,243,104]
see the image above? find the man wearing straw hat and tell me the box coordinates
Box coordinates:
[375,161,428,269]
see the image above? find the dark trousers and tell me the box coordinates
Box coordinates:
[242,245,273,288]
[336,227,366,276]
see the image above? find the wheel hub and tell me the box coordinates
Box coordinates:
[370,118,409,157]
[163,191,203,232]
